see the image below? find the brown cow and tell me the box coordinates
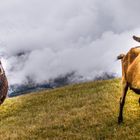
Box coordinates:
[0,61,8,105]
[118,36,140,123]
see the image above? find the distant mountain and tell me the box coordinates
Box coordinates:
[8,72,115,97]
[94,72,116,80]
[8,83,52,97]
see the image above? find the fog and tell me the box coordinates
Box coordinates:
[0,0,140,85]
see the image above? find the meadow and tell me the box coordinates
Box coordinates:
[0,79,140,140]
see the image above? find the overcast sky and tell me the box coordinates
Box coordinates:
[0,0,140,85]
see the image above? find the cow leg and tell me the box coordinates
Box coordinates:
[0,95,6,105]
[139,98,140,106]
[118,83,128,124]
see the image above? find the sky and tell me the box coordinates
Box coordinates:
[0,0,140,85]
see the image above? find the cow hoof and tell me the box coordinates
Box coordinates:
[118,116,123,124]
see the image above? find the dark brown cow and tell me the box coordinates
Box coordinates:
[118,36,140,123]
[0,61,8,105]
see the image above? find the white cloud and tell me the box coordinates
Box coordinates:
[0,0,140,85]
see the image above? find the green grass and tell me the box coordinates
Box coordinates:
[0,78,140,140]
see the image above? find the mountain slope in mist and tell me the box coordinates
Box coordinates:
[1,78,140,139]
[8,72,115,97]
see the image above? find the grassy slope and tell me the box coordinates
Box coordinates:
[0,78,140,140]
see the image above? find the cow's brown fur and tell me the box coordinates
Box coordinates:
[118,39,140,123]
[0,61,8,105]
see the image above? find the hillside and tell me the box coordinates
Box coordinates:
[0,79,140,140]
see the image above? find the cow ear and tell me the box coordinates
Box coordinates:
[117,54,125,60]
[0,67,2,74]
[0,61,3,75]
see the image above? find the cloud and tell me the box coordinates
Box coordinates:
[0,0,140,85]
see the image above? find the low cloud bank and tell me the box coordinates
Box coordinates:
[0,0,140,86]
